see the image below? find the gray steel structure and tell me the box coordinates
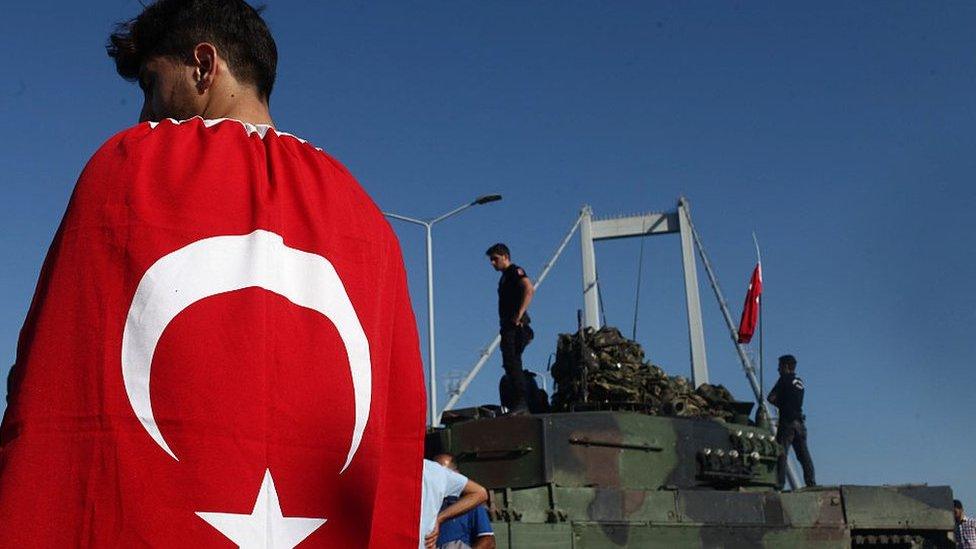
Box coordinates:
[579,199,709,387]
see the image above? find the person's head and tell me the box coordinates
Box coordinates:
[956,499,965,523]
[486,243,511,272]
[778,354,797,375]
[107,0,277,123]
[433,453,457,471]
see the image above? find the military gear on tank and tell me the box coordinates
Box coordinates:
[550,325,742,421]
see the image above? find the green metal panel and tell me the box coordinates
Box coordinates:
[777,489,846,527]
[491,520,510,549]
[573,522,687,548]
[841,485,954,530]
[573,523,849,549]
[498,522,852,548]
[453,416,547,489]
[547,412,674,491]
[697,525,847,549]
[761,527,849,548]
[555,487,676,522]
[506,523,570,548]
[506,486,553,524]
[676,491,766,524]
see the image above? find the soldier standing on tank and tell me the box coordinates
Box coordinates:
[767,354,816,488]
[486,243,535,414]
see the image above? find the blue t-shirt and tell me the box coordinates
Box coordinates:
[437,497,493,546]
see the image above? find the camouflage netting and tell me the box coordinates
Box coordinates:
[550,326,741,421]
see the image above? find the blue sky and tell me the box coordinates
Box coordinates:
[1,2,973,505]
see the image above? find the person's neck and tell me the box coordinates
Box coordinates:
[201,91,274,127]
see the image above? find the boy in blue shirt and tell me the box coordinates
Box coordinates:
[434,454,495,549]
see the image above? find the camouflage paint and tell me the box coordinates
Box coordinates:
[428,410,955,548]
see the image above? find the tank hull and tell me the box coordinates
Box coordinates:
[428,411,955,548]
[488,483,954,548]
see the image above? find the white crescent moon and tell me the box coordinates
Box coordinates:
[121,230,371,473]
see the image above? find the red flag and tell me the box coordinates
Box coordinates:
[737,263,763,344]
[0,118,426,547]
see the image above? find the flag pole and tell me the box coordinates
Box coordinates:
[759,290,769,430]
[752,232,763,398]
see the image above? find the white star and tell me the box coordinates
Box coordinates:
[197,469,326,548]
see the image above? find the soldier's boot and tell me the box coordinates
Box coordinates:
[506,371,531,416]
[507,388,530,415]
[507,403,530,416]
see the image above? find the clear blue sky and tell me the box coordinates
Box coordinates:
[1,2,973,504]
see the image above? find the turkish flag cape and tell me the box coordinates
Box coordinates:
[736,263,762,344]
[0,118,425,548]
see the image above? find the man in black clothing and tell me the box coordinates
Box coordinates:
[767,354,816,489]
[486,243,535,414]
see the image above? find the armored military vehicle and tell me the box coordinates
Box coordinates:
[426,327,956,548]
[429,409,955,548]
[427,202,956,547]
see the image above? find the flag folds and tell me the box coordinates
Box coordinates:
[737,263,763,344]
[0,118,425,547]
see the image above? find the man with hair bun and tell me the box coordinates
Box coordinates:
[767,354,816,489]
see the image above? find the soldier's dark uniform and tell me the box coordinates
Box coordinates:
[497,263,534,411]
[768,370,816,488]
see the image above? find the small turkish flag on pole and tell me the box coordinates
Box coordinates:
[737,263,763,344]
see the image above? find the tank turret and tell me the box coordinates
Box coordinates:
[430,410,779,492]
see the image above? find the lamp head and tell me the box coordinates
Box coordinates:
[474,194,502,205]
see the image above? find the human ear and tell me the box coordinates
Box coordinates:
[192,42,219,93]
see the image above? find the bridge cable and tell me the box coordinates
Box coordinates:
[631,216,649,340]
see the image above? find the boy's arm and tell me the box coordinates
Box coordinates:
[424,479,489,548]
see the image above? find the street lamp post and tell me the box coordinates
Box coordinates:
[385,194,502,426]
